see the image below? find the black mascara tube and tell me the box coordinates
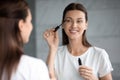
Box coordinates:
[78,58,82,65]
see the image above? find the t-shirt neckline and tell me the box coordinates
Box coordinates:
[65,45,91,58]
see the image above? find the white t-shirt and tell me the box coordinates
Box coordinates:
[54,46,113,80]
[10,55,50,80]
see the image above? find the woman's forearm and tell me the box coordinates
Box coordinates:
[47,48,57,80]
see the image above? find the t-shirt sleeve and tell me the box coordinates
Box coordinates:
[98,50,113,77]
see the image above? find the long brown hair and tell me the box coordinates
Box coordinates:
[0,0,29,80]
[62,3,91,47]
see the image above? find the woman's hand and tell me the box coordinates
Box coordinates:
[43,28,59,49]
[79,65,98,80]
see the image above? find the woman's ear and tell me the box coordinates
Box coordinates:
[18,20,24,31]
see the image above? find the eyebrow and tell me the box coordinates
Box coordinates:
[64,17,72,19]
[65,17,84,20]
[78,18,84,20]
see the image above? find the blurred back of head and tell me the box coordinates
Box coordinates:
[0,0,29,80]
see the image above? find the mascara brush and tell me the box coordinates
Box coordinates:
[54,23,62,32]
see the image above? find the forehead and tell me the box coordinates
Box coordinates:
[65,10,85,19]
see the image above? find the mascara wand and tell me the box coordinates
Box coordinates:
[54,23,62,32]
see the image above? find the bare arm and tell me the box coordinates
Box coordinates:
[47,48,57,80]
[99,73,112,80]
[44,29,59,80]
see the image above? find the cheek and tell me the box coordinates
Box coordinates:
[62,24,69,30]
[81,23,87,30]
[62,26,68,34]
[30,24,33,31]
[83,25,87,30]
[28,23,33,32]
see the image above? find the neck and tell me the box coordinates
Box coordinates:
[67,40,88,56]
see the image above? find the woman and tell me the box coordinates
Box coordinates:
[44,2,113,80]
[0,0,50,80]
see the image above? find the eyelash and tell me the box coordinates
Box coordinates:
[64,19,83,23]
[65,19,71,22]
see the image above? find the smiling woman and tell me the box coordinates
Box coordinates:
[44,2,113,80]
[0,0,50,80]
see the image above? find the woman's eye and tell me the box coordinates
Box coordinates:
[65,19,71,22]
[77,20,82,23]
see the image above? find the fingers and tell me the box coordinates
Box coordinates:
[79,66,95,80]
[43,29,55,39]
[80,70,92,80]
[80,68,92,78]
[43,30,49,38]
[79,66,92,74]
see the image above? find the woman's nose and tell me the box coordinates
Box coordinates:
[71,21,77,28]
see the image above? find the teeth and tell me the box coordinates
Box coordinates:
[70,30,78,33]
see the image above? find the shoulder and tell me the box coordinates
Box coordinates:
[90,46,105,52]
[57,45,67,53]
[14,55,49,80]
[89,46,111,64]
[90,46,108,56]
[20,55,45,65]
[19,55,45,68]
[86,46,110,61]
[18,55,48,71]
[55,45,67,57]
[58,45,66,51]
